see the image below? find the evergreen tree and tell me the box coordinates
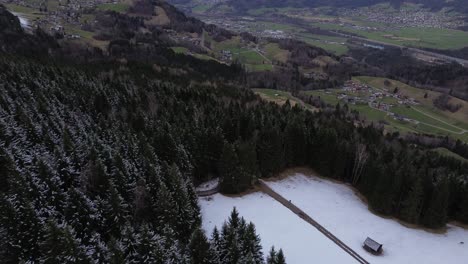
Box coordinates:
[121,224,140,263]
[0,195,43,263]
[101,183,129,238]
[266,246,277,264]
[456,187,468,223]
[136,225,165,264]
[241,222,263,264]
[283,117,307,167]
[64,187,97,243]
[107,237,126,264]
[189,229,214,264]
[422,178,450,228]
[266,246,286,264]
[153,181,178,229]
[0,146,16,193]
[218,143,241,194]
[40,221,91,263]
[210,227,222,264]
[400,176,424,224]
[257,124,283,177]
[276,249,286,264]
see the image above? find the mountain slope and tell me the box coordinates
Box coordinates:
[1,3,468,263]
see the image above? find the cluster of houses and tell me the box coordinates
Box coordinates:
[262,29,288,39]
[164,29,203,48]
[340,6,466,30]
[202,17,292,40]
[220,50,232,61]
[5,0,120,39]
[339,80,421,123]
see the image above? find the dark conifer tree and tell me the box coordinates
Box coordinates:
[257,124,284,177]
[276,249,286,264]
[107,237,126,264]
[456,187,468,223]
[218,142,241,194]
[422,177,450,228]
[266,246,277,264]
[189,229,214,264]
[40,221,90,263]
[400,176,424,224]
[210,227,222,264]
[241,222,264,264]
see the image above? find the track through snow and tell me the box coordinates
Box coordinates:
[266,174,468,264]
[259,180,369,264]
[200,173,468,263]
[199,192,359,264]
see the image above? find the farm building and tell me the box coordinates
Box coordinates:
[363,237,383,255]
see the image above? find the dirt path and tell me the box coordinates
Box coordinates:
[367,103,464,135]
[410,106,467,134]
[259,180,370,264]
[197,186,220,197]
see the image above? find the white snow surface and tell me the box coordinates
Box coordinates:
[199,192,358,264]
[266,173,468,264]
[11,12,30,29]
[196,178,219,192]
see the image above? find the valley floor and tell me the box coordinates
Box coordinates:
[199,173,468,264]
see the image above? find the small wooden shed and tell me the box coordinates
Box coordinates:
[363,237,383,255]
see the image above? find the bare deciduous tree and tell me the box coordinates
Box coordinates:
[352,143,368,185]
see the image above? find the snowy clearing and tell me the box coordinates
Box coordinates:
[199,192,358,264]
[266,174,468,264]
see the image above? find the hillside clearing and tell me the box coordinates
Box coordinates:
[265,173,468,264]
[199,192,358,264]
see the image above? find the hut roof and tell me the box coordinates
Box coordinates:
[364,237,382,252]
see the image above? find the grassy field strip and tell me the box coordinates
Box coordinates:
[432,148,468,162]
[234,49,272,63]
[416,119,465,134]
[392,106,464,133]
[354,76,468,133]
[254,89,317,111]
[254,49,272,64]
[305,87,468,141]
[366,100,464,135]
[411,106,467,134]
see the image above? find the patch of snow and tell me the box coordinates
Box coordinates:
[11,12,30,29]
[196,178,219,192]
[267,174,468,264]
[199,192,358,264]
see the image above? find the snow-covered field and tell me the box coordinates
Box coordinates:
[199,192,358,264]
[267,174,468,264]
[200,173,468,264]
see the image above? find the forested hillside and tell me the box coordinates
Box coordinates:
[2,49,468,261]
[0,53,272,262]
[1,1,468,263]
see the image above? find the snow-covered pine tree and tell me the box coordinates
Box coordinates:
[39,220,91,263]
[189,228,214,264]
[209,227,222,264]
[266,246,277,264]
[240,222,264,264]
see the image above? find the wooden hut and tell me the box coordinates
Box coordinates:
[363,237,383,255]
